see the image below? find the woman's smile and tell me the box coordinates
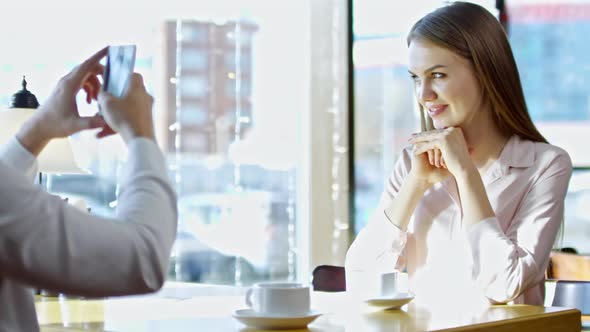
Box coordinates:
[427,104,448,117]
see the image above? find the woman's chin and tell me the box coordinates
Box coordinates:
[433,123,448,130]
[433,120,458,130]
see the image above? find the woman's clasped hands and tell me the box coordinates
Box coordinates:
[407,127,474,185]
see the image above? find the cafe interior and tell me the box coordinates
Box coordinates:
[2,0,590,331]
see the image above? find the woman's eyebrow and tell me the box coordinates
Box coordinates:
[408,64,448,75]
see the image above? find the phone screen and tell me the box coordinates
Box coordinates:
[103,45,137,98]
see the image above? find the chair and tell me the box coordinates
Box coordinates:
[311,265,346,292]
[547,251,590,281]
[552,280,590,315]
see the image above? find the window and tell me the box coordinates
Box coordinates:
[0,1,349,285]
[509,1,590,253]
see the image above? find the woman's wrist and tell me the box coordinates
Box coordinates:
[454,166,495,227]
[382,171,432,231]
[407,170,434,192]
[454,164,480,187]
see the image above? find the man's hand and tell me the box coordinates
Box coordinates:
[97,73,155,144]
[16,47,112,156]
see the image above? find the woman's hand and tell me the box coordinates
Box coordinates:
[408,143,451,186]
[408,127,476,183]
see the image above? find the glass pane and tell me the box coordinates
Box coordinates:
[509,1,590,253]
[0,1,311,285]
[509,1,590,166]
[563,169,590,253]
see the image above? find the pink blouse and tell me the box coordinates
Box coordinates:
[345,135,572,305]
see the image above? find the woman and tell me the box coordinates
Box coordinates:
[345,2,572,305]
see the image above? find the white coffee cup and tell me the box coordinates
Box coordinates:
[245,282,311,316]
[346,270,408,300]
[379,272,398,297]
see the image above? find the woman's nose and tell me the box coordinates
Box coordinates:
[418,82,436,102]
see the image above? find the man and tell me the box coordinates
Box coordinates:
[0,47,178,331]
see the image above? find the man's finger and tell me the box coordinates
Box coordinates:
[76,115,107,132]
[70,47,108,83]
[86,75,102,99]
[128,73,145,90]
[96,126,117,138]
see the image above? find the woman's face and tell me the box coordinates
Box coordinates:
[408,38,486,130]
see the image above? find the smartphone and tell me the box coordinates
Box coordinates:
[103,45,137,98]
[419,105,434,132]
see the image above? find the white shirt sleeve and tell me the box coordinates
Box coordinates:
[345,205,408,273]
[466,150,572,304]
[0,136,178,297]
[0,136,38,181]
[345,148,412,291]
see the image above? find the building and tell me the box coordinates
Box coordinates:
[162,20,258,155]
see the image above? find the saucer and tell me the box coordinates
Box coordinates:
[365,293,415,310]
[232,309,321,329]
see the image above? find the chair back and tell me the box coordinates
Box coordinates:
[548,252,590,281]
[552,280,590,315]
[311,265,346,292]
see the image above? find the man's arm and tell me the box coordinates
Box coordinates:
[0,47,177,296]
[0,137,177,296]
[0,136,38,181]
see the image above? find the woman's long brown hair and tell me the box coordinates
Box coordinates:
[408,1,547,143]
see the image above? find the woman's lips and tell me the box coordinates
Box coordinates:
[427,105,448,117]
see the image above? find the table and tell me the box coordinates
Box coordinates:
[36,282,581,332]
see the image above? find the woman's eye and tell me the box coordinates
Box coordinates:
[432,72,446,79]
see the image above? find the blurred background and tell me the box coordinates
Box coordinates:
[1,0,589,287]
